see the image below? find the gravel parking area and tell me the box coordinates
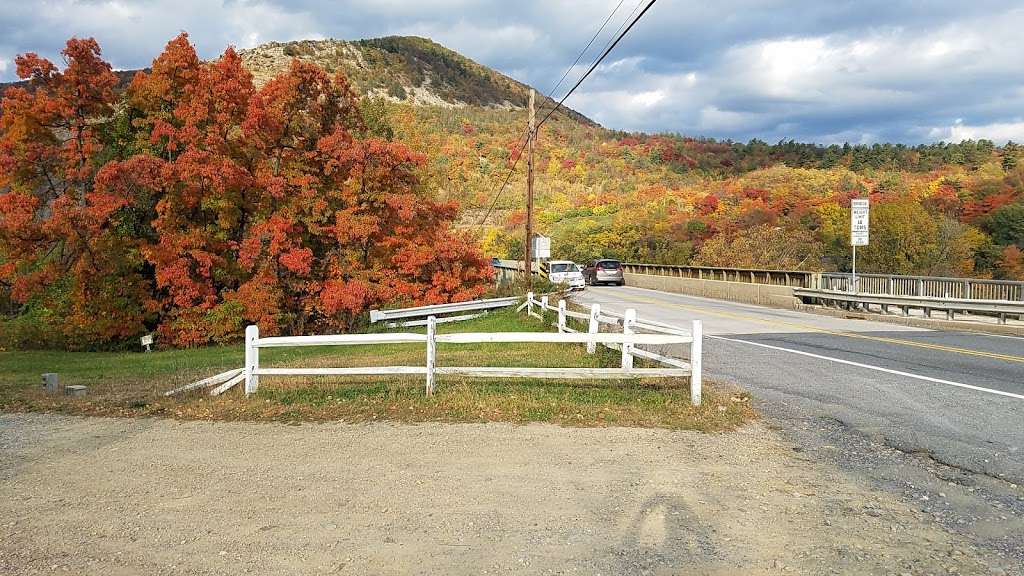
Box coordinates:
[0,413,1008,575]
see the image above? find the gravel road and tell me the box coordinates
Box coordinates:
[0,413,1014,575]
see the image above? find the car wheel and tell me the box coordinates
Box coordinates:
[617,281,625,286]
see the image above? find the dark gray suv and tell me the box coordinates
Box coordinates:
[583,259,624,286]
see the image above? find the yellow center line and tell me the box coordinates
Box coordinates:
[600,290,1024,364]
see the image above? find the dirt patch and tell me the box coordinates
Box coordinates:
[0,413,1004,575]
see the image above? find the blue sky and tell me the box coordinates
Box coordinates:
[3,0,1024,144]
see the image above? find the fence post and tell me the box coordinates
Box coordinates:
[541,295,549,316]
[621,308,636,370]
[690,320,702,406]
[244,324,259,395]
[426,315,436,395]
[526,291,534,317]
[557,299,566,333]
[587,303,601,354]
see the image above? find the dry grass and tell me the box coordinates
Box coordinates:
[0,308,755,431]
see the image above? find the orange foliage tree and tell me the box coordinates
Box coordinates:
[1,34,491,348]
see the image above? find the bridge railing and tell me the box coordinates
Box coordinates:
[622,263,814,288]
[819,272,1024,301]
[622,263,1024,301]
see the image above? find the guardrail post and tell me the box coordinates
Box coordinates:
[244,324,259,395]
[690,320,702,406]
[621,309,636,370]
[426,315,436,395]
[557,299,566,333]
[587,303,601,354]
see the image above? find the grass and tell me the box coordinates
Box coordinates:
[0,307,755,431]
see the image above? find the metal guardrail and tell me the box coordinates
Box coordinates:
[623,263,813,287]
[819,272,1024,302]
[369,296,520,326]
[796,288,1024,324]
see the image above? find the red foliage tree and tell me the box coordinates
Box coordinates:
[0,38,154,347]
[2,34,492,348]
[127,37,490,345]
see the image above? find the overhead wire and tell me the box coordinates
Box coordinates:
[477,0,636,225]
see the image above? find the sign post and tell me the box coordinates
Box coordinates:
[850,198,870,293]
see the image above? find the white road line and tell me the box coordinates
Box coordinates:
[708,334,1024,401]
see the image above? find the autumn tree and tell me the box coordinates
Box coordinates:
[112,36,490,345]
[0,38,154,347]
[1,34,491,349]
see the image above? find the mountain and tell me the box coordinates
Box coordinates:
[238,37,593,124]
[1,36,594,125]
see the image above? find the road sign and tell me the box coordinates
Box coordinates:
[851,198,869,246]
[532,235,551,259]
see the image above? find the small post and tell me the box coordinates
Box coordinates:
[587,303,601,354]
[426,315,436,395]
[526,291,534,317]
[851,244,857,294]
[690,320,702,407]
[557,299,566,333]
[244,324,259,395]
[540,295,549,316]
[621,308,636,370]
[42,373,59,394]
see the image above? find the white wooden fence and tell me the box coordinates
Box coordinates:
[522,291,702,405]
[169,294,703,405]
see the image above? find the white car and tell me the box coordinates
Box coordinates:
[547,260,585,290]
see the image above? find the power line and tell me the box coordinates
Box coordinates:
[543,0,626,101]
[537,0,657,130]
[477,0,636,225]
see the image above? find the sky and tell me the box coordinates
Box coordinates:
[2,0,1024,145]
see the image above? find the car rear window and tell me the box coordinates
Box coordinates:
[598,260,621,269]
[550,263,572,273]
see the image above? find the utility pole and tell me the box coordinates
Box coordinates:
[524,88,535,289]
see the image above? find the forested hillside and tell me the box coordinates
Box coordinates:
[383,103,1023,280]
[3,33,1023,350]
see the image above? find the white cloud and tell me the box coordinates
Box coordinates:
[927,119,1024,144]
[698,106,762,132]
[11,0,324,71]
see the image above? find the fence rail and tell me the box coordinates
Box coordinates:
[524,292,702,405]
[234,294,703,405]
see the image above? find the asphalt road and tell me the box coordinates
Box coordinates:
[574,285,1024,484]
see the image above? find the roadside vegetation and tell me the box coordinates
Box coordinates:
[0,307,754,431]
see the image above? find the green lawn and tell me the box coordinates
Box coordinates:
[0,307,754,430]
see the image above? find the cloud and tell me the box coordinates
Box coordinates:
[927,119,1024,144]
[2,0,1024,144]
